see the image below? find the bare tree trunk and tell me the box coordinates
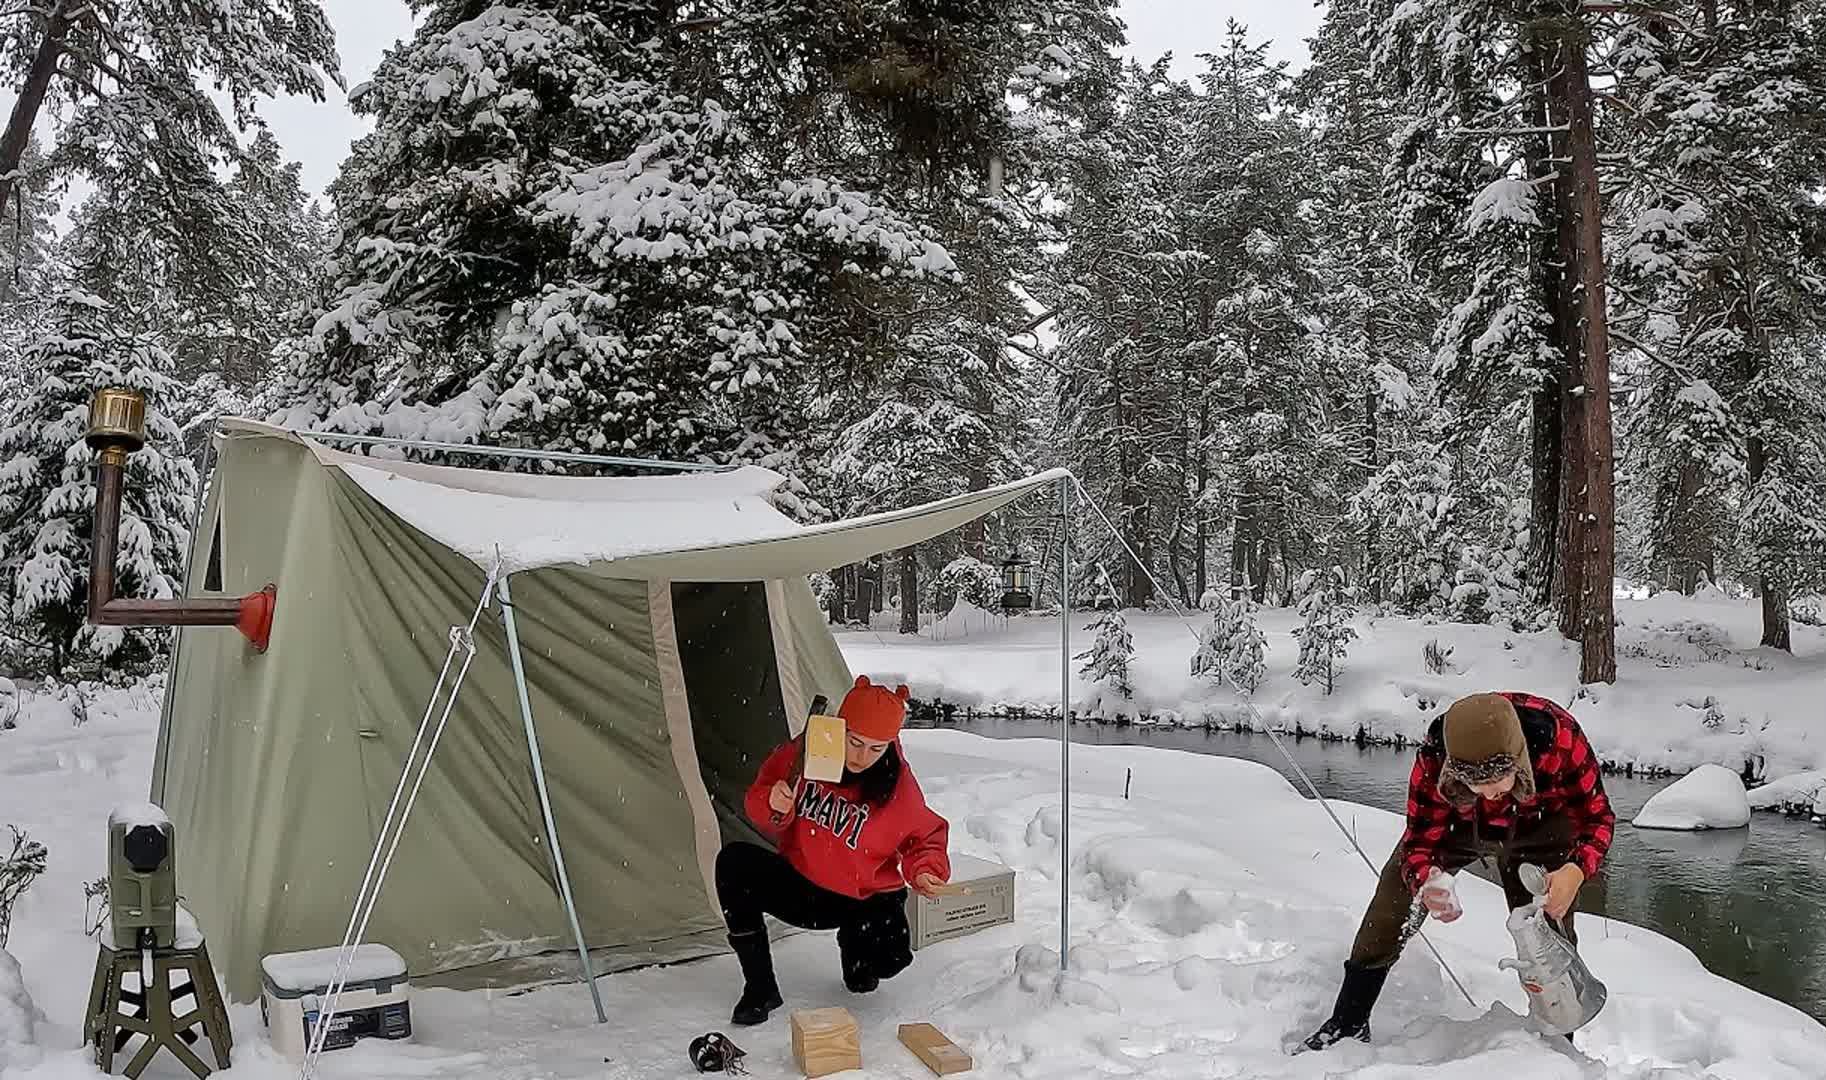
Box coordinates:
[1544,19,1617,684]
[1529,384,1563,608]
[1671,457,1704,595]
[1362,388,1379,602]
[898,545,919,634]
[0,1,72,225]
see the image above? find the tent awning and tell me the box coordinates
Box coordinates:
[218,419,1066,580]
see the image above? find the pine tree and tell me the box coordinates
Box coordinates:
[0,289,196,675]
[1293,566,1356,694]
[1604,0,1826,649]
[0,0,339,224]
[1075,606,1135,706]
[1191,594,1268,695]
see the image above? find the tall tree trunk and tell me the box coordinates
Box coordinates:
[1746,385,1792,651]
[1196,389,1211,602]
[1529,382,1564,608]
[1364,387,1384,603]
[898,545,919,634]
[1230,501,1251,600]
[0,0,72,225]
[1525,41,1566,615]
[1544,18,1617,684]
[1671,457,1704,595]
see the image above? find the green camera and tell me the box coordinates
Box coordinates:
[106,803,178,952]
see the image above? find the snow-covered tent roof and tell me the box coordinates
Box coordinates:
[218,418,1065,580]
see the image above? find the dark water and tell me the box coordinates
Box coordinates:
[912,716,1826,1023]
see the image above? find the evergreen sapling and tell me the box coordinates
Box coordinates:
[1292,567,1357,694]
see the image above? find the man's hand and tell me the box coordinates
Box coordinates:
[768,780,798,817]
[1543,863,1584,920]
[910,873,945,899]
[1418,867,1462,922]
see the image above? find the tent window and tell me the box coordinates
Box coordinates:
[203,512,224,593]
[670,582,789,845]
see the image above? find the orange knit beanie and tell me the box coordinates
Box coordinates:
[838,676,911,742]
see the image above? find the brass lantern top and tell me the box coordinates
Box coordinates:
[86,388,147,460]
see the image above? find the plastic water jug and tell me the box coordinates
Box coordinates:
[1496,863,1607,1034]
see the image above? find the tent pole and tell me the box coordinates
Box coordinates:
[498,573,608,1024]
[1058,476,1070,973]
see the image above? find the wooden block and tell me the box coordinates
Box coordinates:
[791,1007,860,1077]
[898,1023,972,1075]
[801,713,847,783]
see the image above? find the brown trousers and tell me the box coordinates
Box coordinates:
[1349,812,1581,969]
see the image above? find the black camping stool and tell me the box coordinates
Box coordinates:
[83,936,233,1079]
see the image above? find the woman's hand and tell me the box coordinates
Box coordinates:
[768,780,798,817]
[1543,863,1585,920]
[910,873,946,898]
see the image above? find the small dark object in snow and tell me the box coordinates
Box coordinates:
[690,1032,748,1074]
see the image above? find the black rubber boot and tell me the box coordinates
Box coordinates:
[728,931,783,1026]
[1296,962,1391,1053]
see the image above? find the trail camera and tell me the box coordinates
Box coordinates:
[106,803,178,952]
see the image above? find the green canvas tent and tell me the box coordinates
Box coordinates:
[150,419,1065,1004]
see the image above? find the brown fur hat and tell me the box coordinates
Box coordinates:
[1437,692,1536,807]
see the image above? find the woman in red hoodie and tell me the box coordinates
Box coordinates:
[716,676,951,1026]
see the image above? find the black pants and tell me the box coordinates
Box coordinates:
[716,841,914,985]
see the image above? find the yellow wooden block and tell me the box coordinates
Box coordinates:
[791,1007,860,1077]
[801,713,847,783]
[898,1023,972,1075]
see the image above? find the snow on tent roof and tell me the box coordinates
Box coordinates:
[338,461,803,574]
[217,419,1067,580]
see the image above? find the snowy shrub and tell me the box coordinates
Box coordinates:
[1293,567,1356,694]
[1793,595,1825,628]
[807,573,838,615]
[0,828,47,949]
[1422,638,1455,675]
[1198,586,1223,612]
[0,679,15,732]
[1075,608,1135,706]
[1191,596,1268,694]
[1449,551,1493,624]
[932,556,1003,613]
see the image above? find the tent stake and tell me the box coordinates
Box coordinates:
[1058,476,1070,973]
[498,573,608,1024]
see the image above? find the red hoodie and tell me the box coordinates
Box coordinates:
[743,739,951,900]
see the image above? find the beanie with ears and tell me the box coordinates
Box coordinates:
[838,675,911,742]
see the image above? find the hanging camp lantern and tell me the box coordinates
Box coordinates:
[1001,550,1034,612]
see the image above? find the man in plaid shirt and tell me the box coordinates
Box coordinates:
[1300,691,1615,1053]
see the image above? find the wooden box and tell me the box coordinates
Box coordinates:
[898,1023,972,1075]
[906,853,1015,950]
[790,1007,860,1077]
[801,714,848,783]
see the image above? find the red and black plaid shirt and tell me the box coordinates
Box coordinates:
[1398,692,1615,892]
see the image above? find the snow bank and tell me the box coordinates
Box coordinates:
[840,591,1826,782]
[920,600,1005,641]
[1,687,1824,1079]
[1633,763,1752,829]
[0,949,39,1070]
[1748,770,1826,813]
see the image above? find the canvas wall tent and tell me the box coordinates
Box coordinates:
[151,419,1065,1002]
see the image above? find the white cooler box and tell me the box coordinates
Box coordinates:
[906,853,1015,950]
[260,944,412,1060]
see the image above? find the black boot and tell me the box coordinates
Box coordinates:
[1297,962,1390,1053]
[727,931,783,1026]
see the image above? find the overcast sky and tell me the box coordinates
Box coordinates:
[258,0,1325,200]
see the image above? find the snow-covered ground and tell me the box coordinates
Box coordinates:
[2,684,1824,1079]
[842,589,1826,782]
